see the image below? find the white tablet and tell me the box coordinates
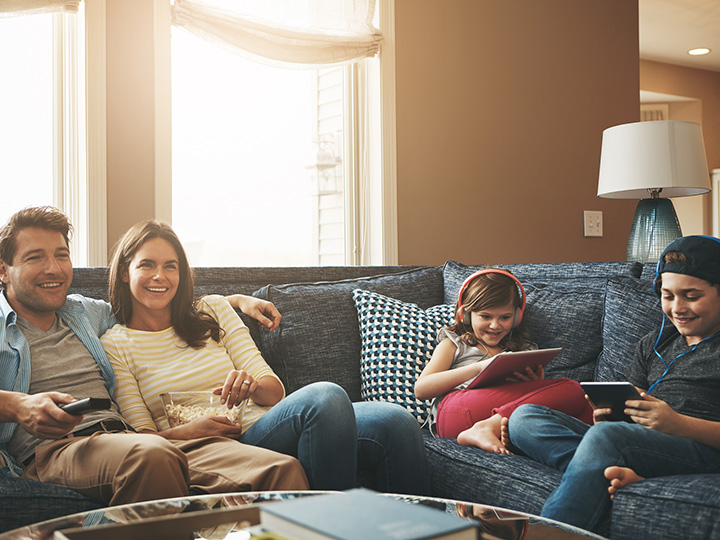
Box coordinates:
[466,348,562,389]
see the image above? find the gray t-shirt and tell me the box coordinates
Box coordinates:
[627,325,720,423]
[8,315,124,465]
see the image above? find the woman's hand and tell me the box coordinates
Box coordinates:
[161,416,244,440]
[506,365,544,383]
[225,294,281,331]
[215,370,256,408]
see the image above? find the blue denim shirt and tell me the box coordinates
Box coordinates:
[0,291,117,474]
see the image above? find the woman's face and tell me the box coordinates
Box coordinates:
[470,302,516,348]
[123,237,180,318]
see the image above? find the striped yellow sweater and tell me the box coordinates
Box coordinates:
[101,294,281,433]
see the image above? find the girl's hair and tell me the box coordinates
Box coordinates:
[108,220,222,348]
[448,270,530,351]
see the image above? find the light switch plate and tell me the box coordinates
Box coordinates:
[584,211,603,237]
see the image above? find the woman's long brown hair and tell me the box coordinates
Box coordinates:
[108,220,222,348]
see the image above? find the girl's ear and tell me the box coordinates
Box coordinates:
[121,268,129,283]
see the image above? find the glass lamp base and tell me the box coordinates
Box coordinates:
[627,198,682,263]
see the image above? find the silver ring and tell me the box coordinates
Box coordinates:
[242,380,251,385]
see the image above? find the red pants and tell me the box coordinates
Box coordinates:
[435,378,593,438]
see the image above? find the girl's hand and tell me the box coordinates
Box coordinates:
[506,365,544,383]
[215,370,256,408]
[625,392,681,433]
[167,416,244,440]
[585,394,613,424]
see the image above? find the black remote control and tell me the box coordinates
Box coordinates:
[60,398,112,415]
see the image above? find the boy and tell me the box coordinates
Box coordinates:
[506,235,720,532]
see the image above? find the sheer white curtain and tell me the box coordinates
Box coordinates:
[171,0,382,68]
[0,0,79,16]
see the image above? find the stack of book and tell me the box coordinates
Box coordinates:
[258,488,479,540]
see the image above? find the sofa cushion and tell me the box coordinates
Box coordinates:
[596,277,662,382]
[521,285,604,381]
[442,260,642,304]
[352,289,454,424]
[253,267,444,401]
[0,475,103,533]
[611,474,720,540]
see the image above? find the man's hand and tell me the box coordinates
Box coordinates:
[226,294,282,331]
[13,392,83,439]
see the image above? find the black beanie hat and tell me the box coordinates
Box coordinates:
[655,236,720,295]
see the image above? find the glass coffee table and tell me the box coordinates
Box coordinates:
[0,491,606,540]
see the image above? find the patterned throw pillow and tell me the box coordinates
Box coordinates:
[352,289,455,424]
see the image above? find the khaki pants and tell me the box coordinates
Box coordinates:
[22,431,308,505]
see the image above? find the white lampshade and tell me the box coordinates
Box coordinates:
[597,120,710,199]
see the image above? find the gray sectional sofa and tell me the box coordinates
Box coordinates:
[2,261,719,539]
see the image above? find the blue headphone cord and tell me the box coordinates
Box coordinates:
[649,316,720,393]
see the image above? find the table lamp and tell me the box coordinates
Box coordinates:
[597,120,711,263]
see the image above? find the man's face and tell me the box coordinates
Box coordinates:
[0,227,72,321]
[660,272,720,345]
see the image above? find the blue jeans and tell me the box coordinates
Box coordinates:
[508,404,720,532]
[240,381,431,495]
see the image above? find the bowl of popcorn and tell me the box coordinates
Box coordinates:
[160,391,248,428]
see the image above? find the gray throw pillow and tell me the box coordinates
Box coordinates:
[253,267,443,401]
[596,277,662,382]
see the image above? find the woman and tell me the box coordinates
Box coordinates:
[101,219,431,494]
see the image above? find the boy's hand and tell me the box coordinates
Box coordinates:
[625,392,681,433]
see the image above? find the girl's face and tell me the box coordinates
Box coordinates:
[660,272,720,345]
[470,301,516,349]
[123,237,180,319]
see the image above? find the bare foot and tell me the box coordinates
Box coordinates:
[605,466,644,499]
[457,414,511,454]
[500,416,510,448]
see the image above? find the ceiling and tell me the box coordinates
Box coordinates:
[640,0,720,72]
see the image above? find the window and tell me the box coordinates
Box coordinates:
[169,0,392,267]
[0,14,55,219]
[0,4,92,265]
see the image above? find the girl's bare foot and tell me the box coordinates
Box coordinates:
[500,416,510,448]
[457,414,511,454]
[605,466,644,499]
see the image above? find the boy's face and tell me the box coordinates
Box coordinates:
[660,272,720,345]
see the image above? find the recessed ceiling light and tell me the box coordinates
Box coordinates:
[688,48,711,56]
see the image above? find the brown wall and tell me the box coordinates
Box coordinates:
[105,0,157,253]
[640,60,720,235]
[102,0,642,266]
[394,0,640,265]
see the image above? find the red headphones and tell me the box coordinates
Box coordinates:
[456,269,527,328]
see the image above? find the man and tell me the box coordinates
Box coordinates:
[506,235,720,533]
[0,206,307,506]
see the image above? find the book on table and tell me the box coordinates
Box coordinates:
[259,488,479,540]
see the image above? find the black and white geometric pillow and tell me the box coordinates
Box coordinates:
[352,289,455,424]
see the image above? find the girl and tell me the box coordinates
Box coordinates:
[101,219,430,494]
[414,268,593,454]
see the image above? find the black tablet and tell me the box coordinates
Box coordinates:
[580,382,643,422]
